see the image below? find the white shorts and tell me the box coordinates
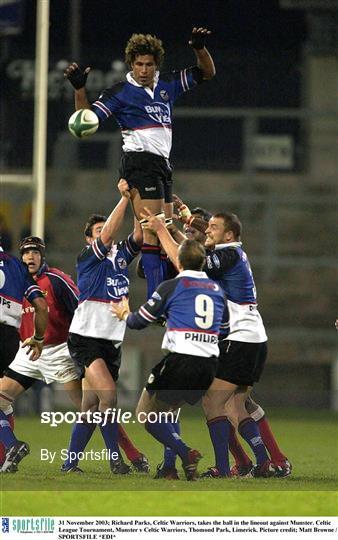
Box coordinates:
[8,342,81,385]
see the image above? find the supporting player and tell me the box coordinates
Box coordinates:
[0,241,48,472]
[140,208,288,478]
[173,197,292,477]
[64,27,215,298]
[64,179,149,474]
[112,239,226,480]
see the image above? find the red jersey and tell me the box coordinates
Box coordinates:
[20,264,79,346]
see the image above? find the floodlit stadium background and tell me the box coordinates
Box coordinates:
[1,0,337,416]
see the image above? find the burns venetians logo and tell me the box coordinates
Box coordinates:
[144,102,171,124]
[106,274,129,299]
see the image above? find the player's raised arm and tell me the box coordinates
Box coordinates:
[100,179,131,248]
[64,62,92,110]
[140,208,180,269]
[189,27,216,80]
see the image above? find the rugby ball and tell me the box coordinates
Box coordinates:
[68,109,99,139]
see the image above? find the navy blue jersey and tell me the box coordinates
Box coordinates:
[92,67,203,158]
[205,242,267,343]
[127,270,225,357]
[69,234,140,341]
[0,250,43,329]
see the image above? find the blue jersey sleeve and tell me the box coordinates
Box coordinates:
[77,237,109,271]
[117,234,141,266]
[91,82,125,123]
[164,66,203,102]
[21,263,44,303]
[205,248,239,279]
[127,280,176,329]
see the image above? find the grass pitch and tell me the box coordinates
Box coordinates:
[1,408,337,516]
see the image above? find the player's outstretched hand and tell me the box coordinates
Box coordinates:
[189,27,211,50]
[118,178,131,199]
[21,336,44,361]
[64,62,91,90]
[111,296,130,321]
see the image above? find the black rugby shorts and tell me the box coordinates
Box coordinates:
[216,340,267,386]
[145,352,218,405]
[119,151,173,202]
[0,323,19,377]
[68,333,121,381]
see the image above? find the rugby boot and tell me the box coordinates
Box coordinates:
[1,463,18,473]
[230,461,253,477]
[182,449,202,481]
[274,458,292,478]
[61,464,84,473]
[110,457,132,474]
[154,461,179,480]
[1,441,30,472]
[251,459,276,478]
[200,466,229,479]
[131,453,150,473]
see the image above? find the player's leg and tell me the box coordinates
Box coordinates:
[84,359,120,467]
[154,408,180,479]
[246,395,291,476]
[232,386,274,477]
[61,378,98,473]
[0,375,30,472]
[224,395,253,476]
[131,191,164,298]
[117,423,150,473]
[137,389,198,480]
[202,377,237,477]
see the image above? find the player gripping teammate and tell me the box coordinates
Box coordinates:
[64,179,149,474]
[64,27,215,298]
[112,239,226,481]
[0,241,48,472]
[141,207,289,478]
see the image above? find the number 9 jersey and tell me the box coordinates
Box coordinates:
[126,270,226,357]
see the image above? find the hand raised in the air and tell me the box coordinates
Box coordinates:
[64,62,91,90]
[189,27,211,50]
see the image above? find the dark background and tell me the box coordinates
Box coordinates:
[1,0,307,169]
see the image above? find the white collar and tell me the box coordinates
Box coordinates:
[177,270,208,279]
[214,241,242,251]
[126,70,159,89]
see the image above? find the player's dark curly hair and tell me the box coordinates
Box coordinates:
[214,212,242,240]
[84,214,107,238]
[125,33,165,68]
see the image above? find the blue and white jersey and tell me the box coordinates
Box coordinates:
[69,234,140,341]
[92,67,203,159]
[126,270,225,357]
[205,242,267,343]
[0,249,43,329]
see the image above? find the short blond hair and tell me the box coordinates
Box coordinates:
[125,33,165,68]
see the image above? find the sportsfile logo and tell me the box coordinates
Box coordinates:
[2,518,55,534]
